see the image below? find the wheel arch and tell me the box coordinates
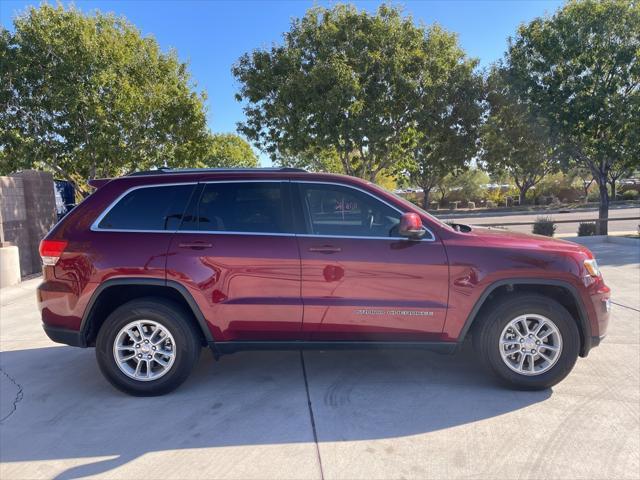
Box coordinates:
[80,278,213,348]
[457,279,593,357]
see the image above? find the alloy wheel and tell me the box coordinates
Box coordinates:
[113,320,176,381]
[499,314,563,376]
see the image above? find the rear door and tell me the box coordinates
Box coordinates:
[294,181,449,341]
[89,183,196,282]
[166,180,303,342]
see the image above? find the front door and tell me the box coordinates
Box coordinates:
[166,180,303,342]
[294,182,449,341]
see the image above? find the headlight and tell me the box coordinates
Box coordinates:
[584,259,601,277]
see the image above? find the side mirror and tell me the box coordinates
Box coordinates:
[399,212,426,239]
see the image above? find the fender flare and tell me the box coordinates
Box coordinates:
[456,278,593,356]
[80,277,214,345]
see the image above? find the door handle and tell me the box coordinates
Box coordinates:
[178,242,212,250]
[308,245,342,254]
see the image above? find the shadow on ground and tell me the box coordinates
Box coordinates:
[0,344,551,479]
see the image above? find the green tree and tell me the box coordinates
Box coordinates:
[201,133,258,168]
[401,27,483,208]
[276,147,345,174]
[480,67,558,205]
[233,4,452,181]
[0,4,210,194]
[608,149,637,200]
[433,169,489,205]
[507,0,640,233]
[568,166,596,203]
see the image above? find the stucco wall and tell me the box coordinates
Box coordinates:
[0,170,57,277]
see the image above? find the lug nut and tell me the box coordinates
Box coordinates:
[144,340,149,344]
[531,349,536,354]
[135,344,140,348]
[536,341,541,345]
[519,338,524,343]
[521,348,525,352]
[137,354,142,358]
[147,354,152,359]
[152,346,156,351]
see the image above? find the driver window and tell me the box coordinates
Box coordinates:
[300,183,401,238]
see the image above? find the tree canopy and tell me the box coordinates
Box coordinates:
[201,133,258,168]
[401,26,483,208]
[234,4,481,182]
[0,4,210,193]
[480,67,558,205]
[506,0,639,232]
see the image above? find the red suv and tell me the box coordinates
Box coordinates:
[38,168,611,395]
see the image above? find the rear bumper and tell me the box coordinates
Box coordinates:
[42,324,86,347]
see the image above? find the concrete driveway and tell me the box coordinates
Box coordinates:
[1,241,638,479]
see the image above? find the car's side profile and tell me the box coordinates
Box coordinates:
[38,168,611,395]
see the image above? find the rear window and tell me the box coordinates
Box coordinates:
[97,184,194,231]
[183,182,290,234]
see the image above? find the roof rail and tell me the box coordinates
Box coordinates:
[127,167,307,176]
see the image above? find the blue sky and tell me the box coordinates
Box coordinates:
[1,0,563,165]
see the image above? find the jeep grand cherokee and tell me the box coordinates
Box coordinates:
[37,168,611,395]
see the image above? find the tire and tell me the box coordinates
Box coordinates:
[96,297,201,396]
[473,294,580,390]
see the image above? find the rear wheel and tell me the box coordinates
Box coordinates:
[474,294,580,389]
[96,298,201,396]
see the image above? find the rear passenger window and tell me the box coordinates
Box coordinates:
[97,184,194,231]
[188,182,290,234]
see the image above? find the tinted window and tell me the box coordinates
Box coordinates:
[98,184,194,231]
[300,183,401,238]
[190,182,289,234]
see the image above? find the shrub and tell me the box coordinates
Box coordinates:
[534,172,582,204]
[533,216,556,237]
[587,190,600,202]
[622,190,639,200]
[578,222,597,237]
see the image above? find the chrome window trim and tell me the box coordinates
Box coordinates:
[175,230,296,237]
[90,179,438,242]
[293,180,436,242]
[90,182,198,232]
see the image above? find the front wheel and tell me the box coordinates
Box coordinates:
[474,294,580,389]
[96,298,201,396]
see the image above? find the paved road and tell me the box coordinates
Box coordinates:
[1,241,638,479]
[436,205,640,234]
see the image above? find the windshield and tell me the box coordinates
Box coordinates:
[369,183,455,232]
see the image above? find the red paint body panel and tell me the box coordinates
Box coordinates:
[166,233,302,341]
[438,227,609,341]
[298,236,449,341]
[37,171,611,353]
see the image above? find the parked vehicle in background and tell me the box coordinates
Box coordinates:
[53,180,76,221]
[38,168,611,395]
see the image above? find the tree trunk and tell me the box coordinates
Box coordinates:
[609,179,617,201]
[422,188,431,210]
[597,178,609,235]
[518,186,529,206]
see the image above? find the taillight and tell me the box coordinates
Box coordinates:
[39,239,68,266]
